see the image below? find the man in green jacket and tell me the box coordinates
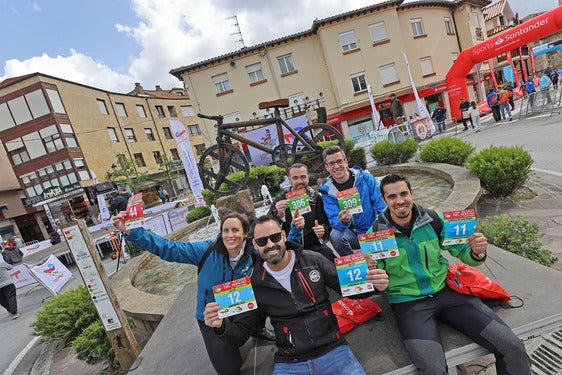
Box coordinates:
[367,174,530,374]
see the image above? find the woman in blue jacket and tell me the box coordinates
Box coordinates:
[112,211,255,375]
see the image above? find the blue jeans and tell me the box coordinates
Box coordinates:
[330,228,359,256]
[499,103,511,119]
[272,345,366,375]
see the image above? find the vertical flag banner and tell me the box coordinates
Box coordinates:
[169,120,205,206]
[97,194,110,222]
[367,84,382,130]
[403,52,435,134]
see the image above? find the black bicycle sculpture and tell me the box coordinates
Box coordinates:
[197,98,345,194]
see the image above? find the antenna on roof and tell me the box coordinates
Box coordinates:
[226,15,246,49]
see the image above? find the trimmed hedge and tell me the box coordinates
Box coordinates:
[419,137,475,166]
[370,139,418,165]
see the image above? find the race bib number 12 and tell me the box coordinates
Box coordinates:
[336,187,362,215]
[334,253,373,297]
[442,209,476,245]
[213,276,258,319]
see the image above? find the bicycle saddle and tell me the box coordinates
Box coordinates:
[258,98,290,109]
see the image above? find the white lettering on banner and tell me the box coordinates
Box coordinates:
[472,18,550,57]
[169,120,205,206]
[10,265,37,288]
[30,255,73,293]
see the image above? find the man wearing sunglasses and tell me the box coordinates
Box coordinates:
[319,145,386,256]
[268,163,335,261]
[204,215,389,374]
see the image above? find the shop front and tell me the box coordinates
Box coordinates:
[26,183,96,229]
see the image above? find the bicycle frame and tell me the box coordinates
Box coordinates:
[213,109,315,155]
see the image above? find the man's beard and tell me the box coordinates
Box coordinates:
[262,245,286,265]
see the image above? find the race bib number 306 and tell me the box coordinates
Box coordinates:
[213,276,258,319]
[442,209,476,245]
[285,188,311,216]
[336,187,362,215]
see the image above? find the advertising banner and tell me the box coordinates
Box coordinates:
[244,115,307,166]
[10,264,37,288]
[169,120,205,206]
[30,255,73,294]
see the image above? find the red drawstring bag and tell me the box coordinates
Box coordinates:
[331,297,383,334]
[446,263,511,301]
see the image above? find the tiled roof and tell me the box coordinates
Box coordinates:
[487,24,511,37]
[482,0,505,21]
[143,90,188,99]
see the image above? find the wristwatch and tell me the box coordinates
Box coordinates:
[470,250,487,261]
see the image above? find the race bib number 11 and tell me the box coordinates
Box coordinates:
[442,209,476,245]
[358,229,400,260]
[286,188,311,216]
[336,187,362,215]
[213,276,258,319]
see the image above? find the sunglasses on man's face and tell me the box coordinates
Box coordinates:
[254,232,283,247]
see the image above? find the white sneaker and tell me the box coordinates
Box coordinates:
[11,313,21,320]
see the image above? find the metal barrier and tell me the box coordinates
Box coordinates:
[518,86,561,119]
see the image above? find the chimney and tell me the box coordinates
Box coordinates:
[133,82,144,95]
[155,85,162,91]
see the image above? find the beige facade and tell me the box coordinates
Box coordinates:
[172,1,492,143]
[0,74,200,242]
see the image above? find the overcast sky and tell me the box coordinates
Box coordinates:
[0,0,558,93]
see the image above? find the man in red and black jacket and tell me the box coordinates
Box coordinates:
[204,215,389,374]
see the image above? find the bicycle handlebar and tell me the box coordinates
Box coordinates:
[198,113,223,121]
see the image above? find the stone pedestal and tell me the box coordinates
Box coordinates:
[215,189,257,223]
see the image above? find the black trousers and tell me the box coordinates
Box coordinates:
[197,319,242,375]
[0,283,17,315]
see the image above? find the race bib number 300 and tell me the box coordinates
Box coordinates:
[358,229,400,260]
[334,253,373,297]
[336,187,362,215]
[285,188,311,216]
[125,193,145,230]
[213,276,258,319]
[442,209,476,245]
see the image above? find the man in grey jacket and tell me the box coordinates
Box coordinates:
[0,259,20,319]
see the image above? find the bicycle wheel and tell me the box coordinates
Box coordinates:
[292,124,345,175]
[198,144,250,194]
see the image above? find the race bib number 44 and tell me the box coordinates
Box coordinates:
[336,187,362,215]
[334,253,373,297]
[285,188,311,216]
[213,276,258,319]
[442,209,476,245]
[358,229,400,260]
[125,193,145,230]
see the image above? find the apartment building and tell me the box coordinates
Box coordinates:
[0,74,202,242]
[170,0,490,146]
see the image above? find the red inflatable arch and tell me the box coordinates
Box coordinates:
[446,6,562,120]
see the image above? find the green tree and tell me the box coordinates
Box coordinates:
[110,154,149,193]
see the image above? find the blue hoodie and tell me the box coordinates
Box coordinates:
[125,227,256,321]
[318,166,386,234]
